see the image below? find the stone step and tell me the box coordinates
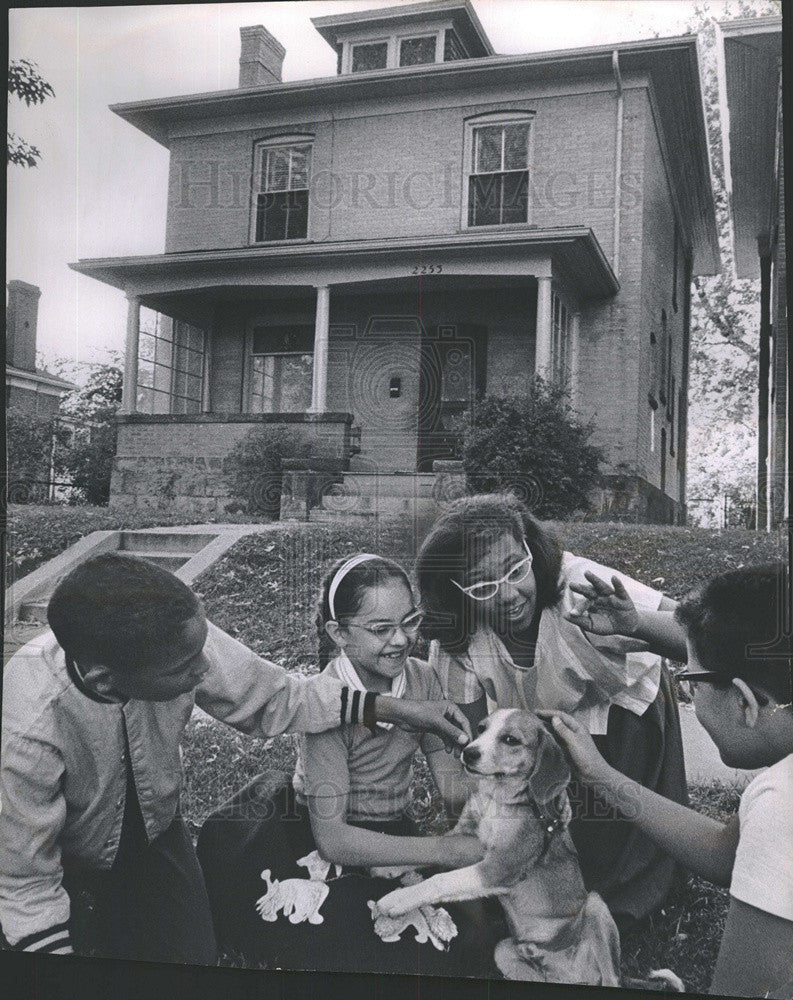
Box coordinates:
[19,600,49,624]
[131,552,194,571]
[319,494,440,515]
[327,474,437,498]
[120,531,218,554]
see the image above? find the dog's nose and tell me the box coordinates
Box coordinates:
[462,745,481,765]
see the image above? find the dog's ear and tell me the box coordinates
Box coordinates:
[528,725,571,812]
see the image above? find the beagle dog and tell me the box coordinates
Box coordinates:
[375,708,621,985]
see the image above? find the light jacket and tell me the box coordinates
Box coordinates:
[0,622,357,953]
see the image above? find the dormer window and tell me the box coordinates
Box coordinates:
[399,35,438,66]
[311,3,494,76]
[351,40,388,72]
[251,137,312,243]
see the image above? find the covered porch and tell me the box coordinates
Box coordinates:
[71,228,617,515]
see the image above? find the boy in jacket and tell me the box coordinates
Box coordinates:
[0,553,470,964]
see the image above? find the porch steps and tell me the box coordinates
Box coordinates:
[308,473,441,522]
[10,527,267,629]
[16,532,202,624]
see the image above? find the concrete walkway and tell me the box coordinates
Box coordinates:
[679,702,761,787]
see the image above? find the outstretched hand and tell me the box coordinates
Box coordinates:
[380,697,472,748]
[536,710,612,785]
[565,571,640,637]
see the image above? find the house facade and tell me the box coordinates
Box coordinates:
[6,281,76,502]
[72,0,719,523]
[719,16,786,531]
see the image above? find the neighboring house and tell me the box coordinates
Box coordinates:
[71,0,719,523]
[718,16,786,531]
[6,281,75,420]
[6,281,76,500]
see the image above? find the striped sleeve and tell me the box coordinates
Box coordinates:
[12,921,73,955]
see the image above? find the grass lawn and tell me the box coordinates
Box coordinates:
[179,517,779,989]
[4,503,273,582]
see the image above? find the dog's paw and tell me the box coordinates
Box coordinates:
[376,885,422,917]
[369,864,418,880]
[648,969,685,992]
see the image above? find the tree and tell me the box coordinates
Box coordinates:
[6,407,72,504]
[460,379,604,519]
[682,0,780,525]
[8,58,55,167]
[55,360,123,506]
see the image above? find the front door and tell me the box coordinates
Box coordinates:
[350,318,421,472]
[417,324,487,472]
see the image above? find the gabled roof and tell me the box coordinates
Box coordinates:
[717,16,782,279]
[311,0,494,58]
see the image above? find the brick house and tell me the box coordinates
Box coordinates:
[719,16,786,530]
[71,0,719,523]
[6,281,76,500]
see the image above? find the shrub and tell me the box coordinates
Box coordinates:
[223,428,308,517]
[55,362,122,506]
[6,407,64,504]
[461,378,604,519]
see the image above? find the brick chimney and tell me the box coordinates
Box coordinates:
[239,25,285,87]
[6,280,41,373]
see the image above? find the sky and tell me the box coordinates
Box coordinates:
[7,0,733,372]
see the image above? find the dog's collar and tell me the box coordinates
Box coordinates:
[529,797,566,859]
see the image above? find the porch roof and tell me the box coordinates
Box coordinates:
[70,226,618,300]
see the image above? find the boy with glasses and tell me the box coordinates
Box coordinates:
[543,563,793,997]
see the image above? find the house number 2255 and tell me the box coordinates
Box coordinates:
[411,264,443,275]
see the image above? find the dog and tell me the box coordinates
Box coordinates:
[375,708,622,985]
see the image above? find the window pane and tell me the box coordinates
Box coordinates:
[187,349,203,377]
[253,325,315,355]
[266,147,290,192]
[137,358,154,388]
[444,29,466,61]
[474,126,502,173]
[351,42,388,72]
[153,363,172,393]
[186,376,202,402]
[139,332,155,363]
[139,306,159,337]
[501,171,529,223]
[285,189,309,240]
[277,355,313,410]
[468,174,502,226]
[151,389,170,414]
[155,336,173,367]
[400,36,436,66]
[137,386,153,413]
[504,123,530,170]
[289,146,311,189]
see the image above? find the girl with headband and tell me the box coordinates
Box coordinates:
[197,553,498,976]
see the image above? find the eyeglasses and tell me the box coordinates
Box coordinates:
[340,610,425,643]
[675,670,770,706]
[451,541,534,602]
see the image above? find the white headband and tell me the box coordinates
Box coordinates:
[328,553,380,620]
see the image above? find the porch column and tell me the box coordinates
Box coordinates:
[568,311,581,407]
[534,276,553,378]
[121,294,141,414]
[310,285,330,412]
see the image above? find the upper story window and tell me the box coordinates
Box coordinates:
[351,40,388,72]
[399,35,437,66]
[444,29,466,61]
[343,29,444,73]
[252,139,312,243]
[464,115,532,228]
